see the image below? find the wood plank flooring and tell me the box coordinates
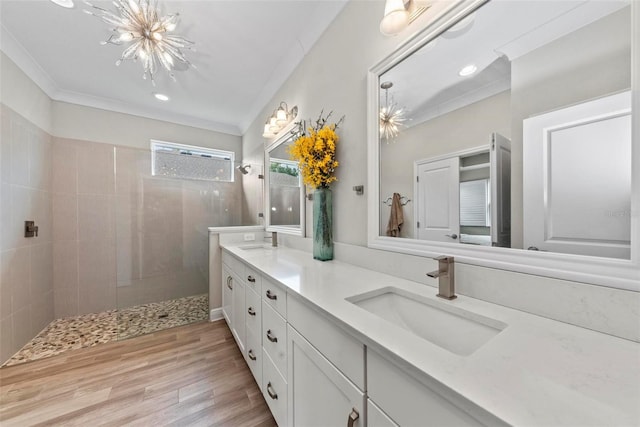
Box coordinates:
[0,320,276,427]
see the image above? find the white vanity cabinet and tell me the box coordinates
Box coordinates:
[287,295,365,427]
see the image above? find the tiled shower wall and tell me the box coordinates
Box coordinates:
[0,105,54,363]
[52,139,247,318]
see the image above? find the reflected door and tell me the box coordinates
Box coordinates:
[415,157,460,242]
[490,133,512,248]
[523,91,631,258]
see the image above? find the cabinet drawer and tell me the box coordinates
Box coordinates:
[262,277,287,318]
[368,399,399,427]
[244,265,262,294]
[288,295,365,390]
[262,302,287,380]
[262,349,287,427]
[246,327,262,387]
[368,350,506,426]
[245,288,261,336]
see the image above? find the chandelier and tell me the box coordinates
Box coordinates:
[84,0,195,85]
[379,81,406,143]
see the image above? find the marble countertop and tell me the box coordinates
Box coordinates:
[222,244,640,426]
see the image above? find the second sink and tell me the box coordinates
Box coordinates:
[347,287,507,356]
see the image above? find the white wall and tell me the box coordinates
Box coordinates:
[242,0,446,246]
[0,52,52,133]
[53,101,241,153]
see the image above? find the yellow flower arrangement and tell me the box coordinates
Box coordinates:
[288,111,344,189]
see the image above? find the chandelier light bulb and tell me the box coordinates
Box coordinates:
[50,0,75,8]
[379,81,407,143]
[84,0,194,85]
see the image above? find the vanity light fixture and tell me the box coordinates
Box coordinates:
[262,102,298,138]
[50,0,75,8]
[458,64,478,77]
[154,92,170,101]
[380,0,430,36]
[83,0,195,85]
[380,81,406,143]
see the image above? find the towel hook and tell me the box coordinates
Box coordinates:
[382,195,411,206]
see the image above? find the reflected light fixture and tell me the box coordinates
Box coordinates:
[50,0,75,8]
[263,103,298,138]
[84,0,195,85]
[380,0,430,36]
[379,81,406,143]
[458,64,478,77]
[153,92,169,101]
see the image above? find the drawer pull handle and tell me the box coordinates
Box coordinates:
[266,382,278,400]
[248,349,257,361]
[347,408,359,427]
[226,276,233,290]
[248,307,256,316]
[266,289,277,300]
[247,275,256,283]
[266,329,278,343]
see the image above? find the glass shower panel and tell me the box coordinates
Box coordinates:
[114,147,252,340]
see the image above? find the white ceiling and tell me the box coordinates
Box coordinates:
[382,0,630,128]
[0,0,348,135]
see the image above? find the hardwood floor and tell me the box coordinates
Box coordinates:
[0,320,277,427]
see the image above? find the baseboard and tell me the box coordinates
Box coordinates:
[209,308,224,322]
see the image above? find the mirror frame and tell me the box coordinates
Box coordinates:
[367,0,639,291]
[265,122,306,237]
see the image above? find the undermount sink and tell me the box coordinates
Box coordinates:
[238,244,273,251]
[347,287,507,356]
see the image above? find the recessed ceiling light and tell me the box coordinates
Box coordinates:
[154,93,170,101]
[50,0,74,8]
[458,64,478,77]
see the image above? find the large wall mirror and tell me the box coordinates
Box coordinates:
[265,130,305,236]
[367,0,638,289]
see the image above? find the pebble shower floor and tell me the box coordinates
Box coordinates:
[1,294,209,367]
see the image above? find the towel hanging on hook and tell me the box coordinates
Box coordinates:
[382,194,411,206]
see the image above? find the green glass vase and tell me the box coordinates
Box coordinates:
[313,187,333,261]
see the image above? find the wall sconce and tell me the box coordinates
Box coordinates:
[380,0,430,36]
[263,102,299,138]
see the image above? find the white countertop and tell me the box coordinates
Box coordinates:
[222,244,640,426]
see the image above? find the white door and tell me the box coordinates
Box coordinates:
[222,265,233,326]
[523,91,631,258]
[287,326,365,427]
[231,276,245,353]
[415,157,460,242]
[490,133,511,248]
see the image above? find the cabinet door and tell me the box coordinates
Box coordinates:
[222,265,233,327]
[287,326,364,427]
[231,276,245,353]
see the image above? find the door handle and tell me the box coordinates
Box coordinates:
[248,349,257,361]
[347,408,359,427]
[267,382,278,400]
[265,289,277,300]
[226,276,233,290]
[247,307,256,316]
[445,233,458,240]
[247,275,256,283]
[266,329,278,343]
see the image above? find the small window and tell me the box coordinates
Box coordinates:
[151,140,235,182]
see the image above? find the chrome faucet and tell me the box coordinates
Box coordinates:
[427,256,456,300]
[270,231,278,247]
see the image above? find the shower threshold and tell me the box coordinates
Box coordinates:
[2,294,209,368]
